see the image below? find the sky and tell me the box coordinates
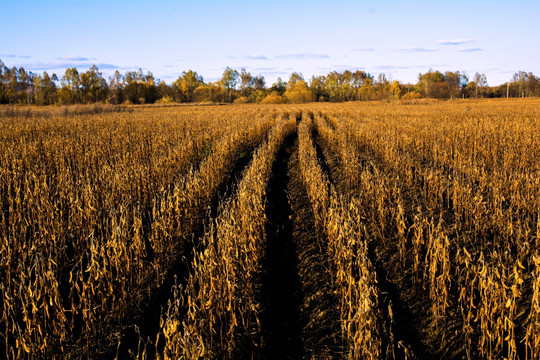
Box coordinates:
[1,0,539,86]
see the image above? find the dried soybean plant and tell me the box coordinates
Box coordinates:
[299,111,382,359]
[327,99,540,358]
[158,114,296,359]
[0,106,275,359]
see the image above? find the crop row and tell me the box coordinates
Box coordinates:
[0,106,277,359]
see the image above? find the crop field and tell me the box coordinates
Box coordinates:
[1,99,539,359]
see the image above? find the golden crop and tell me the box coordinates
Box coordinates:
[1,99,538,359]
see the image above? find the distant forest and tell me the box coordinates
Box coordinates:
[1,58,539,105]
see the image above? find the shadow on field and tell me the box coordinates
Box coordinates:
[259,131,304,359]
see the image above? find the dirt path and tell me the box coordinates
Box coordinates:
[259,132,342,359]
[259,132,304,359]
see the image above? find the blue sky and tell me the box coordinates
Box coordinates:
[1,0,538,86]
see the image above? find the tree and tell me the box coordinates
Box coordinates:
[511,71,537,97]
[33,71,57,105]
[391,80,402,99]
[18,67,33,104]
[352,70,372,100]
[220,67,239,102]
[173,70,204,102]
[473,72,488,98]
[157,80,175,102]
[6,67,20,104]
[309,75,327,101]
[445,71,467,99]
[59,67,81,104]
[80,65,108,103]
[284,73,312,103]
[323,71,356,102]
[123,69,158,104]
[239,68,253,95]
[109,70,124,104]
[287,72,304,87]
[417,69,448,98]
[0,59,5,103]
[253,75,266,91]
[269,77,286,95]
[193,81,227,103]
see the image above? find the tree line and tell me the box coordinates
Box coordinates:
[1,58,539,105]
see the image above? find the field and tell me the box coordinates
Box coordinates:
[1,99,539,359]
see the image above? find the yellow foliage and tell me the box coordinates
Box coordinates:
[260,93,285,104]
[284,80,313,103]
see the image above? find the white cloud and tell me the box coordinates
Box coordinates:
[399,47,439,52]
[275,53,330,59]
[373,65,413,70]
[56,55,92,61]
[243,54,268,60]
[23,62,119,71]
[0,54,31,59]
[437,39,475,45]
[456,47,483,52]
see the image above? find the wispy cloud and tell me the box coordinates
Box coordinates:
[399,47,439,53]
[372,65,412,70]
[159,74,179,81]
[250,67,280,71]
[262,71,290,75]
[23,62,119,71]
[1,54,31,59]
[314,66,366,74]
[243,54,268,60]
[316,65,358,70]
[275,53,330,60]
[437,39,474,46]
[354,48,376,52]
[56,55,92,61]
[456,47,483,52]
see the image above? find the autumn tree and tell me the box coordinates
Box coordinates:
[80,65,108,103]
[33,71,57,105]
[253,75,265,90]
[324,71,355,102]
[57,67,81,104]
[124,69,159,104]
[511,71,538,97]
[418,69,448,98]
[173,70,204,102]
[0,59,6,103]
[108,70,124,104]
[269,77,286,95]
[157,80,176,102]
[391,80,402,99]
[444,71,468,99]
[309,75,327,101]
[470,72,488,98]
[284,72,313,103]
[220,67,239,102]
[239,68,253,95]
[193,81,227,103]
[352,70,372,100]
